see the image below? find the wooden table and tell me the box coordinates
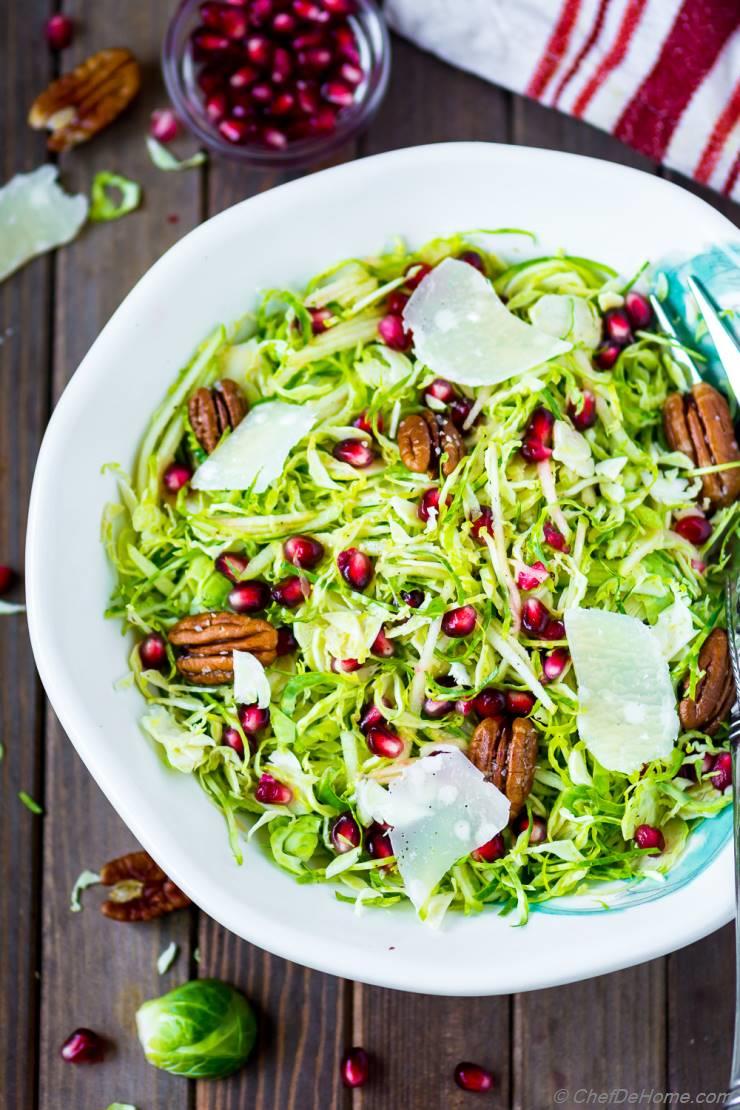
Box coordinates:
[2,3,739,1107]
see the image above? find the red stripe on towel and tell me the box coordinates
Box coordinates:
[571,0,648,118]
[526,0,583,99]
[552,0,613,108]
[693,79,740,184]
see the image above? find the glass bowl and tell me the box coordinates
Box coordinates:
[162,0,390,169]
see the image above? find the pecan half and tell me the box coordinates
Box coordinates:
[468,717,539,818]
[188,379,247,455]
[168,611,278,685]
[679,628,735,735]
[663,383,740,509]
[439,417,465,477]
[398,413,433,473]
[28,48,140,153]
[99,850,190,922]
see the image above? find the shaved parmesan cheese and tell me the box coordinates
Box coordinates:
[233,650,270,708]
[0,165,88,283]
[403,258,571,387]
[529,294,601,349]
[651,595,696,662]
[552,421,594,478]
[382,748,510,912]
[192,400,316,493]
[565,608,679,774]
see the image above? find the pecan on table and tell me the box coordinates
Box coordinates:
[168,611,278,685]
[188,379,247,455]
[397,410,465,476]
[28,48,140,153]
[468,716,539,818]
[679,628,735,736]
[663,383,740,509]
[100,850,190,922]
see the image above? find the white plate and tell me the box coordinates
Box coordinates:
[27,143,738,996]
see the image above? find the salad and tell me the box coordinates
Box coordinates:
[104,231,739,925]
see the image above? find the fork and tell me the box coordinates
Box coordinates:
[725,577,740,1105]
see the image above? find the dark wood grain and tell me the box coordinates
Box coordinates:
[36,2,201,1108]
[0,2,54,1107]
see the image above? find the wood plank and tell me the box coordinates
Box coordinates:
[37,3,202,1107]
[513,962,666,1106]
[667,925,734,1099]
[0,2,54,1106]
[512,96,655,171]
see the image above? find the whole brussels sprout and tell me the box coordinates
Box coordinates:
[135,979,256,1079]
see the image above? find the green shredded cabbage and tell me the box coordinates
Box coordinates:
[104,232,736,923]
[89,171,141,222]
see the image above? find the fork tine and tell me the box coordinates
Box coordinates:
[649,293,702,385]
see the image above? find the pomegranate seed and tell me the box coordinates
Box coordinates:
[353,409,383,434]
[603,309,633,347]
[198,64,226,94]
[218,117,252,143]
[322,80,354,107]
[246,33,273,66]
[521,438,552,462]
[191,29,233,53]
[456,697,476,717]
[163,462,192,492]
[308,306,332,333]
[333,438,376,468]
[401,588,424,608]
[449,396,474,430]
[139,633,168,671]
[334,24,360,63]
[568,390,597,431]
[366,822,393,859]
[303,105,337,134]
[674,515,712,545]
[442,605,477,638]
[333,656,361,673]
[459,249,485,273]
[521,597,548,637]
[516,561,548,591]
[230,64,260,88]
[423,693,454,718]
[229,580,270,612]
[527,406,555,445]
[367,725,404,759]
[263,124,289,148]
[293,30,326,50]
[293,0,331,22]
[149,108,180,143]
[284,534,324,569]
[711,752,733,792]
[271,90,295,116]
[454,1062,494,1093]
[595,343,621,370]
[45,13,74,49]
[515,813,547,843]
[625,290,652,330]
[543,521,569,552]
[424,378,457,406]
[249,0,274,24]
[200,1,225,27]
[371,626,395,658]
[272,46,293,83]
[297,47,334,72]
[331,813,361,853]
[250,81,274,106]
[323,0,355,12]
[205,91,229,122]
[238,703,269,734]
[221,6,249,37]
[405,262,432,289]
[387,290,409,315]
[418,487,441,522]
[296,77,320,113]
[359,702,384,733]
[470,507,494,542]
[543,647,570,682]
[633,824,665,852]
[337,548,373,591]
[473,688,506,719]
[471,834,505,863]
[272,575,309,607]
[542,618,566,641]
[339,60,363,85]
[215,550,249,582]
[276,625,298,655]
[272,11,296,33]
[505,690,536,716]
[255,773,292,805]
[682,751,716,782]
[60,1028,105,1064]
[0,565,16,594]
[341,1046,370,1088]
[378,313,412,352]
[222,726,245,758]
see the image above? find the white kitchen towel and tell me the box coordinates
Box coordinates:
[386,0,740,202]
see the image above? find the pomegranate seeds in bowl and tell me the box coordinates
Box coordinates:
[162,0,390,163]
[104,226,737,931]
